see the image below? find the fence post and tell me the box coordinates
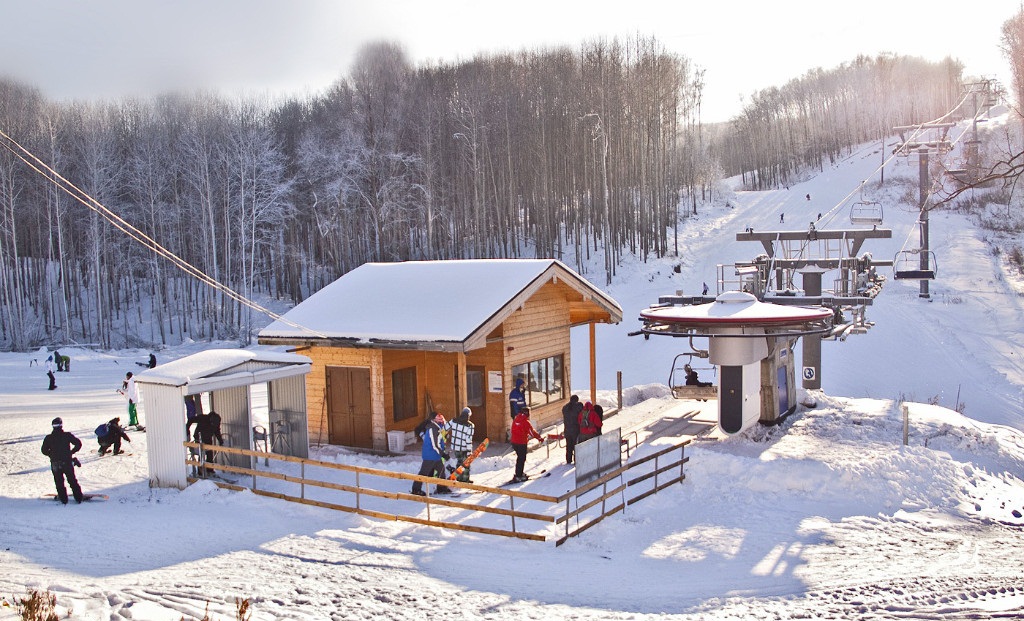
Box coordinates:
[617,371,623,410]
[902,404,909,446]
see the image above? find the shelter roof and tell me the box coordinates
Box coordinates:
[258,259,622,351]
[134,348,311,390]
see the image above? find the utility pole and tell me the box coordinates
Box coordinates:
[918,146,931,299]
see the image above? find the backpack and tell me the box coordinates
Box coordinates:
[95,423,109,438]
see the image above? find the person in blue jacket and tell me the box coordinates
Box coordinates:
[509,378,526,419]
[411,412,453,496]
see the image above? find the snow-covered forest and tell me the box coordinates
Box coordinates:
[0,34,968,352]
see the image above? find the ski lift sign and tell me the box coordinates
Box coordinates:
[802,366,816,381]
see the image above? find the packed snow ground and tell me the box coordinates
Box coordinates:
[3,114,1024,619]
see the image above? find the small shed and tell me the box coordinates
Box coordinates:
[135,349,312,489]
[257,259,622,450]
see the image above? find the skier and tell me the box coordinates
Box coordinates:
[780,212,785,224]
[508,378,526,419]
[118,372,142,430]
[411,412,452,496]
[445,407,476,483]
[45,355,57,390]
[578,401,602,444]
[510,406,543,482]
[561,395,583,464]
[41,417,83,504]
[97,417,131,455]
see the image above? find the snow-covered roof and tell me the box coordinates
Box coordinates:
[258,259,622,351]
[134,348,311,390]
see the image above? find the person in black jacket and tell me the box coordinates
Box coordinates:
[40,417,83,504]
[97,417,131,455]
[191,410,223,474]
[561,395,583,465]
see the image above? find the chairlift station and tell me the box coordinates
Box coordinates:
[636,224,900,436]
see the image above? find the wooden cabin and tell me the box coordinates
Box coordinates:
[257,259,622,451]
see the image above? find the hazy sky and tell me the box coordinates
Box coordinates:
[0,0,1014,122]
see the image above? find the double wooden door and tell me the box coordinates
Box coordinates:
[327,366,373,448]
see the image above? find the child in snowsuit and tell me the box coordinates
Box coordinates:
[97,417,131,455]
[445,407,476,483]
[510,407,543,482]
[411,412,453,496]
[41,417,83,504]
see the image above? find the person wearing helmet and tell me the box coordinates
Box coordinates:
[445,407,476,483]
[40,417,83,504]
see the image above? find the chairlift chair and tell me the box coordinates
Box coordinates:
[893,249,937,280]
[849,201,883,226]
[668,353,718,401]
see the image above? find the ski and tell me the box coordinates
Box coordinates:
[447,438,489,480]
[44,493,108,501]
[499,469,549,487]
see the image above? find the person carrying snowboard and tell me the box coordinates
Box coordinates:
[510,406,543,482]
[97,417,131,455]
[411,412,453,496]
[41,417,83,504]
[445,407,476,483]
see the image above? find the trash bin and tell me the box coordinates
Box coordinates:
[387,430,406,453]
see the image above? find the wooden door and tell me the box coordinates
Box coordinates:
[466,367,487,441]
[327,366,373,448]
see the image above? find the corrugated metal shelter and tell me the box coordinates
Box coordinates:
[135,349,311,489]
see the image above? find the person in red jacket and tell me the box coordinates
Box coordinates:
[510,407,543,482]
[578,401,602,443]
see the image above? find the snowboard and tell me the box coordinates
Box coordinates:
[447,438,489,481]
[45,493,108,501]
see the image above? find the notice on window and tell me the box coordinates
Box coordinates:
[488,371,504,393]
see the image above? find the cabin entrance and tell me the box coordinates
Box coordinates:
[327,366,373,448]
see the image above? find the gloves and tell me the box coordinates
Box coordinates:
[72,457,81,467]
[441,452,450,460]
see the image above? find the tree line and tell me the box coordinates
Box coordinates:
[0,36,968,351]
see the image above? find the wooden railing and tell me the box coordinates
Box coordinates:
[185,437,691,545]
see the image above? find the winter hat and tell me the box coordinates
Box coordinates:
[520,407,531,416]
[515,378,525,388]
[51,417,62,428]
[461,407,472,418]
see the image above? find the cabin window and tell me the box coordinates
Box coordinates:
[512,354,564,408]
[392,366,418,422]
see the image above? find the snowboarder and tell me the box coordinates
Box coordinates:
[445,407,476,483]
[702,282,709,296]
[53,349,64,372]
[510,406,543,482]
[118,372,141,429]
[41,417,83,504]
[97,417,131,455]
[578,401,602,444]
[411,412,452,496]
[137,353,156,368]
[509,378,526,419]
[780,213,785,223]
[561,395,583,464]
[45,355,56,390]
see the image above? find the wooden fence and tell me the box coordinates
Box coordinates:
[185,438,691,545]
